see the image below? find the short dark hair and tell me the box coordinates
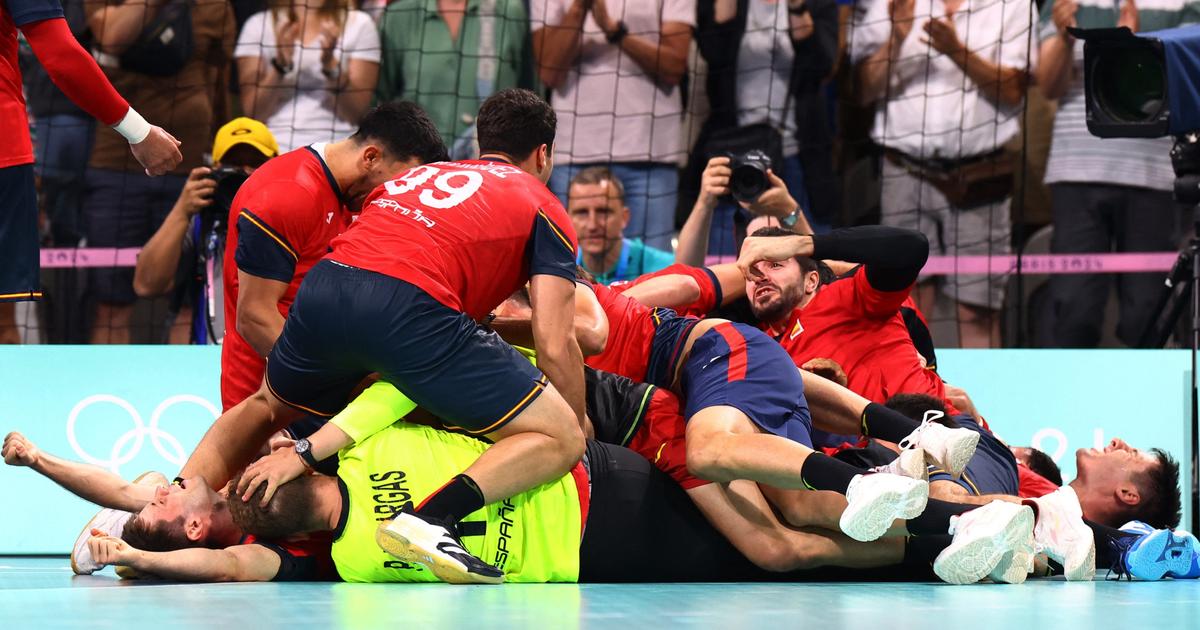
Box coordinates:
[121,514,197,552]
[227,473,315,540]
[1023,448,1064,487]
[476,88,556,162]
[570,166,625,201]
[352,101,448,164]
[1127,449,1182,529]
[749,226,818,275]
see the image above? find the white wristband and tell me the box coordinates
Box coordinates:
[112,107,152,145]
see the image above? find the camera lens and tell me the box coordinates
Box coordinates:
[730,165,767,203]
[1094,47,1166,124]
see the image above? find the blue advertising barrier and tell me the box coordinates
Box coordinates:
[0,347,1193,554]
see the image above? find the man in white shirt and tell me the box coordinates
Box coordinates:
[852,0,1036,347]
[531,0,695,252]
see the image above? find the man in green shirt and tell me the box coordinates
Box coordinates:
[376,0,536,157]
[570,166,677,285]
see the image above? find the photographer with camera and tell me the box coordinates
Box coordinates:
[676,154,813,265]
[133,118,280,344]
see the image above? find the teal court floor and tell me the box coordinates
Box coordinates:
[3,556,1199,629]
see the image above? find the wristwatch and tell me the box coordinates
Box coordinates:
[781,206,802,228]
[295,438,319,468]
[606,21,629,45]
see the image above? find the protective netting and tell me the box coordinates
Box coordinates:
[5,0,1181,348]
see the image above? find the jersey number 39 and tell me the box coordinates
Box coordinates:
[383,165,483,209]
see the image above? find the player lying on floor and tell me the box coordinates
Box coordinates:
[3,409,1026,584]
[830,393,1194,582]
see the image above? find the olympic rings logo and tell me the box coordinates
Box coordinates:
[66,394,219,475]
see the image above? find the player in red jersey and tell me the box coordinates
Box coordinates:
[1,431,336,582]
[0,0,181,305]
[730,225,960,420]
[220,102,447,413]
[179,89,584,585]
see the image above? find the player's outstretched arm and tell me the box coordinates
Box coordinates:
[530,274,587,427]
[87,531,280,582]
[2,432,155,511]
[19,17,182,175]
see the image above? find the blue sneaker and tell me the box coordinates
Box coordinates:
[1114,520,1199,580]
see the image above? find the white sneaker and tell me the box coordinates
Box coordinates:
[70,470,168,575]
[376,509,504,584]
[934,500,1035,585]
[988,542,1037,584]
[1031,486,1096,581]
[839,473,929,542]
[870,448,929,482]
[899,411,979,478]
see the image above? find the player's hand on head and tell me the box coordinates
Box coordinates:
[2,431,40,467]
[736,235,804,279]
[238,446,309,506]
[130,126,183,177]
[88,529,134,566]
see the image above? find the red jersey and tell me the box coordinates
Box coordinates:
[220,146,355,410]
[766,269,951,407]
[1017,462,1060,499]
[612,263,722,318]
[2,0,63,167]
[585,283,660,382]
[329,160,578,321]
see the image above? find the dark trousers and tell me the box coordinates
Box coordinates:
[1043,183,1181,347]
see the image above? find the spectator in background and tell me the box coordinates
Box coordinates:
[376,0,535,158]
[687,0,839,258]
[133,118,279,344]
[569,167,675,284]
[84,0,236,344]
[236,0,380,152]
[1036,0,1195,348]
[532,0,694,251]
[851,0,1035,348]
[675,155,812,265]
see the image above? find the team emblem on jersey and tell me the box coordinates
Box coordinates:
[790,320,803,340]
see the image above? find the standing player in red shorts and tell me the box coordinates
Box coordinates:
[179,89,584,584]
[0,0,181,304]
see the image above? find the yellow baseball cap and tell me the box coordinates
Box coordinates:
[212,117,279,163]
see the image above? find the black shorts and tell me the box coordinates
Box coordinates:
[585,367,654,447]
[0,164,41,301]
[266,260,547,434]
[578,439,764,582]
[579,440,939,583]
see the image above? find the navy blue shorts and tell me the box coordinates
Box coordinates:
[266,260,548,435]
[679,322,813,446]
[0,164,41,302]
[83,168,185,304]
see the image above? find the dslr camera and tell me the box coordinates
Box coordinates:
[726,150,774,204]
[201,166,250,239]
